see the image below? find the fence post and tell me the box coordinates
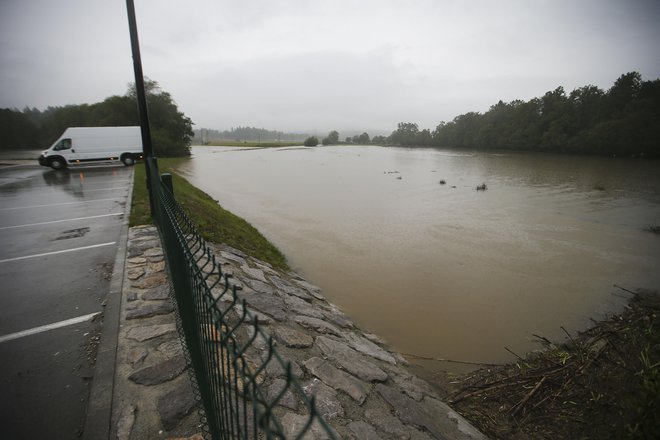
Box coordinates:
[161,173,174,195]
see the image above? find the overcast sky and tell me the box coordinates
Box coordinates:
[1,0,659,133]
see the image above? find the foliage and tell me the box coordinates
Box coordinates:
[322,130,340,145]
[388,72,660,157]
[303,136,319,146]
[1,79,193,157]
[335,132,377,144]
[0,108,39,149]
[195,126,309,144]
[128,79,193,157]
[131,158,289,270]
[390,122,419,145]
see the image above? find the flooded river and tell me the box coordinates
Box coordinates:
[178,145,660,376]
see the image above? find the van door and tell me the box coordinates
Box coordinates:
[51,138,75,164]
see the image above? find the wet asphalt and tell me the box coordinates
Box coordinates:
[0,162,132,439]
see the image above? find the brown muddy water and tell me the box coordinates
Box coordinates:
[178,145,660,377]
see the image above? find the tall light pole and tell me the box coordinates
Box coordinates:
[125,0,156,216]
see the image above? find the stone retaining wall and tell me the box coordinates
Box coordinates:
[111,225,487,440]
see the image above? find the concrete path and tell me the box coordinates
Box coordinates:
[108,225,487,440]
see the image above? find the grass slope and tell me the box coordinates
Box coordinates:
[130,158,289,270]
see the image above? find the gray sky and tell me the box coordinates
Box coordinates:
[1,0,659,133]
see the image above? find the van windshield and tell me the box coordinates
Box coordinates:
[53,138,72,151]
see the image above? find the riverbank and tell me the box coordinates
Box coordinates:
[123,165,488,438]
[130,158,288,270]
[447,288,660,439]
[130,159,659,438]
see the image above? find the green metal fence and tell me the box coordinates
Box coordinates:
[146,157,338,439]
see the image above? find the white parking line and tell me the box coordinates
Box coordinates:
[0,213,123,230]
[0,312,101,344]
[0,197,124,211]
[10,179,132,189]
[0,242,116,264]
[74,187,128,192]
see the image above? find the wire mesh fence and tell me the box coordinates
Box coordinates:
[146,157,338,439]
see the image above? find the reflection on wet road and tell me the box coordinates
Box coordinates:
[0,163,132,438]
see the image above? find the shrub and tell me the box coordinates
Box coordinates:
[304,136,319,146]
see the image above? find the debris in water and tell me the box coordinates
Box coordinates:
[646,225,660,234]
[447,288,660,440]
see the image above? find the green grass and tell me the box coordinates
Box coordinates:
[130,158,289,270]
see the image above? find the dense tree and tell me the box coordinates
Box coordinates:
[1,79,193,156]
[194,126,308,143]
[391,72,659,157]
[322,130,340,145]
[127,79,193,157]
[303,136,319,146]
[390,122,419,146]
[357,132,370,144]
[0,108,39,149]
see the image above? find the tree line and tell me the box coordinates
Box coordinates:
[0,80,194,157]
[388,72,660,157]
[195,127,310,144]
[305,131,382,147]
[320,72,659,157]
[4,72,656,157]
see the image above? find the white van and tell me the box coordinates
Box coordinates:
[38,126,144,169]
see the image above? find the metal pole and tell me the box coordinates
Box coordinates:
[125,0,156,217]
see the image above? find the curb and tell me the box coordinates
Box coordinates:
[82,167,135,440]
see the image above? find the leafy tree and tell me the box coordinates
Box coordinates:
[0,108,39,149]
[390,122,419,146]
[417,128,432,146]
[607,71,643,116]
[322,130,340,145]
[357,132,370,144]
[304,136,319,146]
[127,79,193,156]
[194,126,308,143]
[0,79,193,156]
[423,72,659,157]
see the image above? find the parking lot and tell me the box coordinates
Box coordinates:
[0,162,133,438]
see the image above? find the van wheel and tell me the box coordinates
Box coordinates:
[122,155,135,166]
[49,157,66,169]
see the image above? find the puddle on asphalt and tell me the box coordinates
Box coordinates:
[54,227,91,240]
